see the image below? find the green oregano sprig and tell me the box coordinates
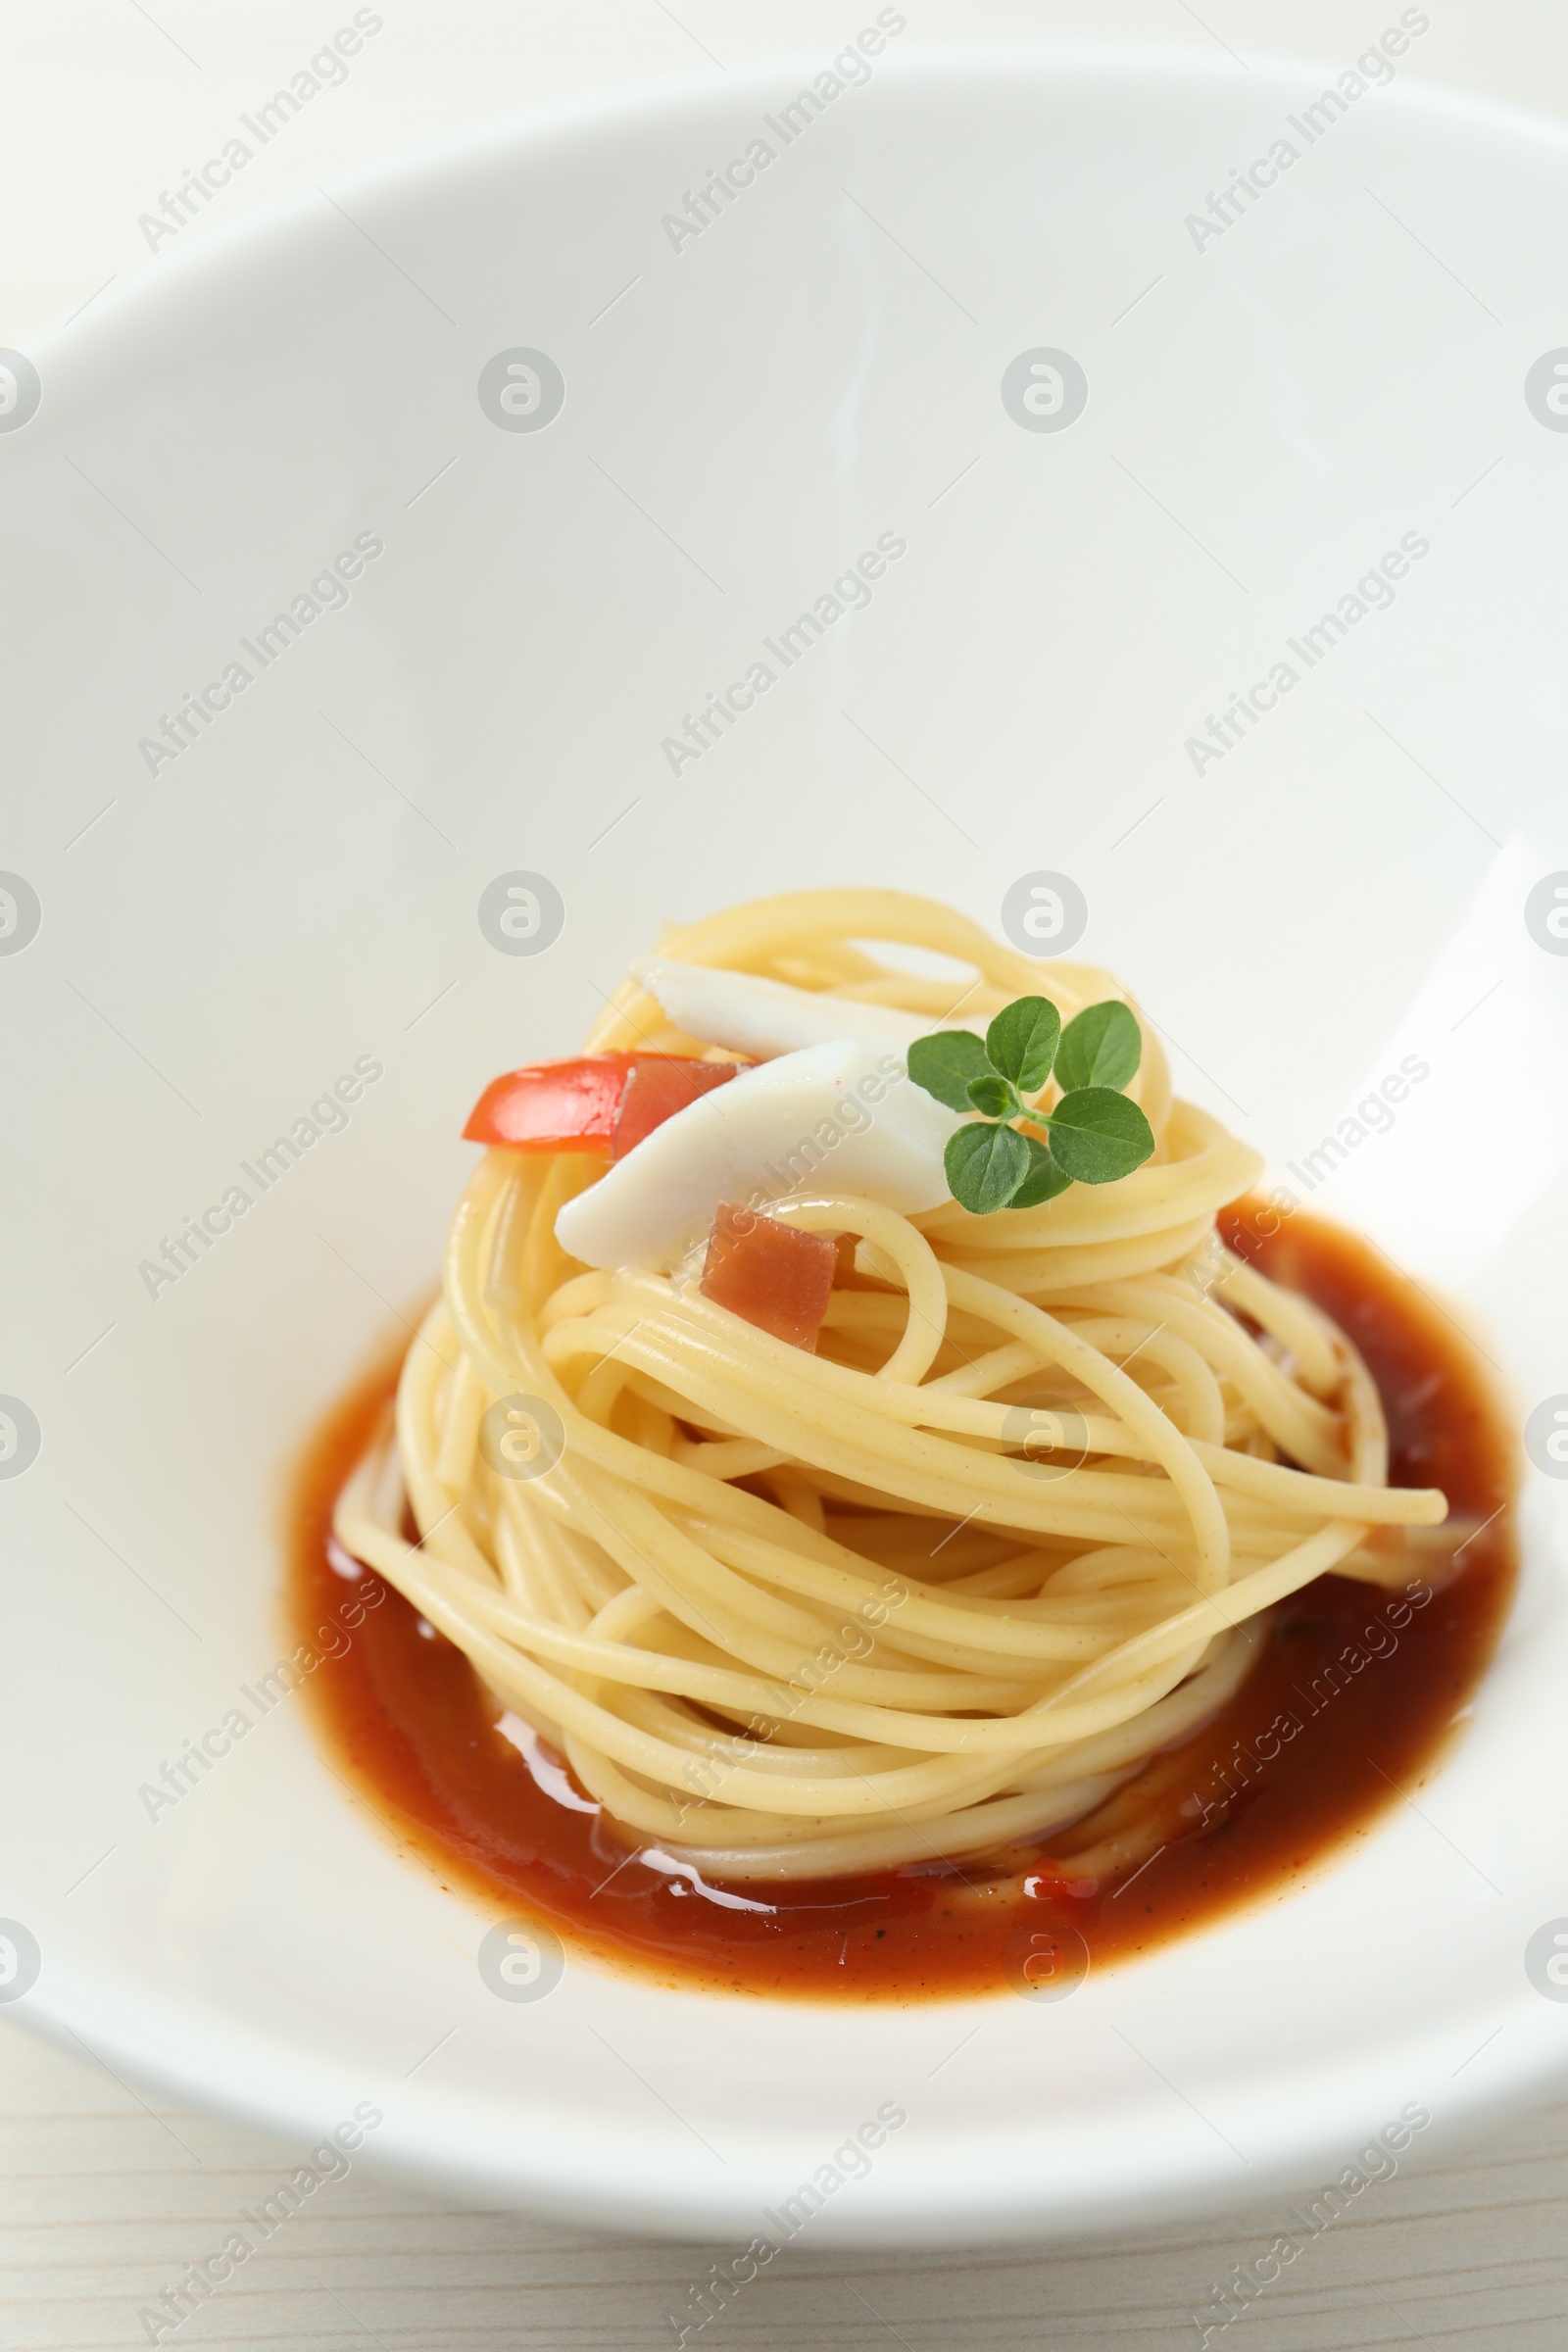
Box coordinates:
[907,995,1155,1215]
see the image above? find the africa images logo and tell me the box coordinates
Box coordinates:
[0,349,41,431]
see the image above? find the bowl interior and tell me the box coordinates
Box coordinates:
[4,43,1568,2241]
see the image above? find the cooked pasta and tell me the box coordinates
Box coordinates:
[334,889,1446,1882]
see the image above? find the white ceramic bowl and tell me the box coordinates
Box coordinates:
[5,42,1568,2245]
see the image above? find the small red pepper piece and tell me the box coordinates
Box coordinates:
[700,1201,837,1351]
[1022,1864,1100,1902]
[612,1056,740,1157]
[463,1054,632,1150]
[464,1053,745,1153]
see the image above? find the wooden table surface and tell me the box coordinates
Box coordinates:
[4,2019,1568,2351]
[9,5,1568,2345]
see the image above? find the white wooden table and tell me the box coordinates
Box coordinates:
[4,2021,1568,2349]
[7,4,1568,2343]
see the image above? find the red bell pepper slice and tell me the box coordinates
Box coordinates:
[464,1053,743,1153]
[464,1054,632,1150]
[612,1056,740,1157]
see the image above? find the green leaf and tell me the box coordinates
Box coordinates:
[985,996,1061,1093]
[965,1072,1018,1119]
[1008,1130,1073,1208]
[945,1120,1031,1215]
[907,1029,993,1113]
[1043,1087,1156,1184]
[1054,1001,1143,1095]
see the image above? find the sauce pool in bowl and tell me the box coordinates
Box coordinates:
[286,1205,1517,2003]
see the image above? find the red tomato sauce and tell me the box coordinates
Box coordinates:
[287,1205,1517,2003]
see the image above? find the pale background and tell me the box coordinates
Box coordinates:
[5,4,1568,2346]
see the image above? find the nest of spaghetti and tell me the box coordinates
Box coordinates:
[336,889,1447,1885]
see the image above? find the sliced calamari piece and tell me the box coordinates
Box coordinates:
[633,957,982,1061]
[554,1038,953,1270]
